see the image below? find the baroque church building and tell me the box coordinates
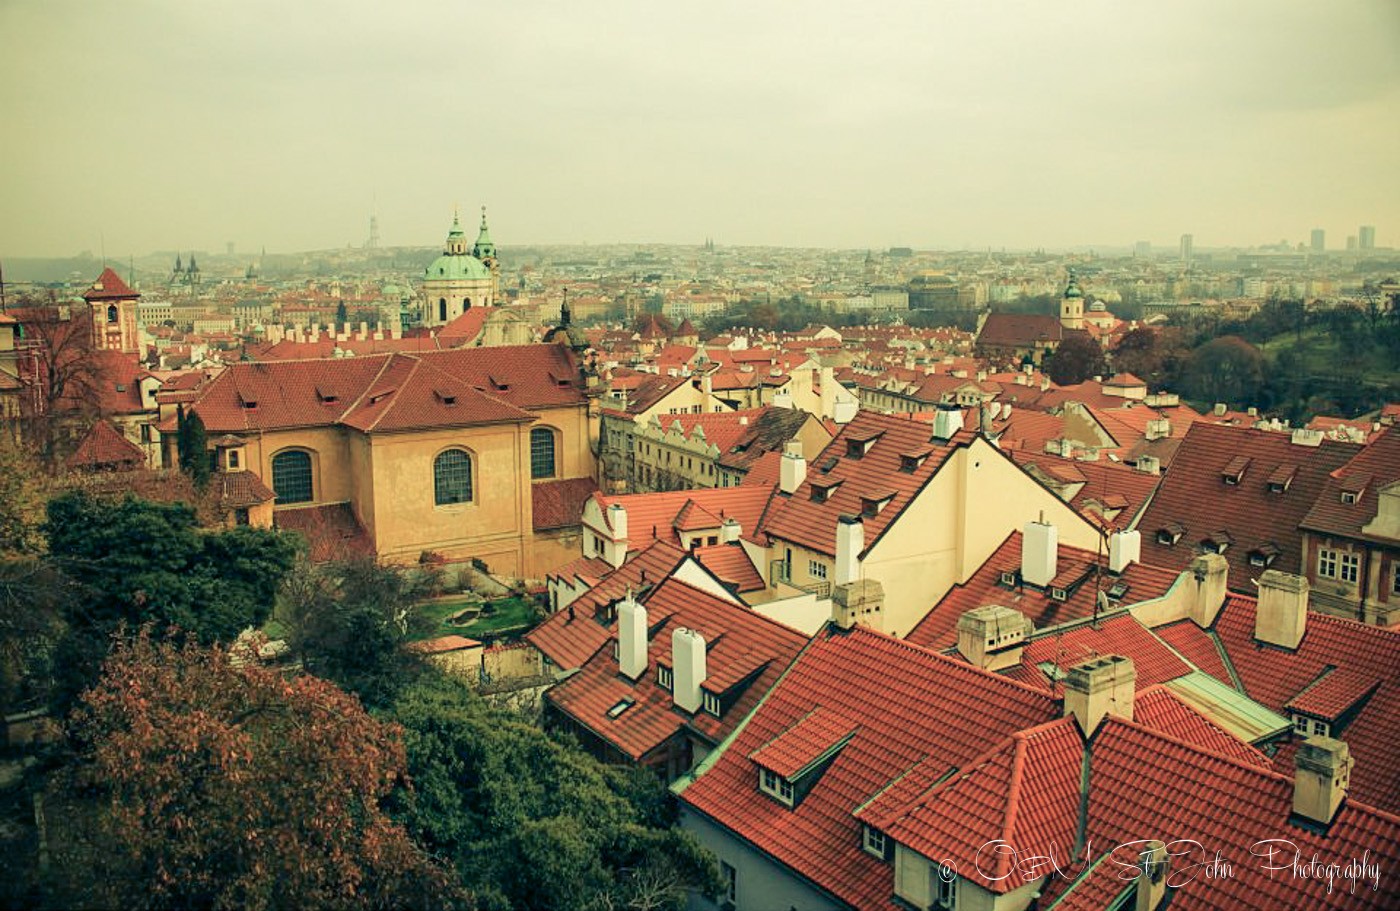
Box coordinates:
[421,208,499,327]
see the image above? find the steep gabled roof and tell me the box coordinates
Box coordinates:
[1136,423,1360,588]
[1300,424,1400,545]
[82,267,139,301]
[759,410,969,557]
[587,486,776,549]
[66,420,146,470]
[976,313,1063,348]
[546,577,805,759]
[678,626,1060,910]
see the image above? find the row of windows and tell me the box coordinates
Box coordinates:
[1317,547,1360,585]
[267,428,559,507]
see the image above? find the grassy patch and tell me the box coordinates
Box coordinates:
[409,595,538,641]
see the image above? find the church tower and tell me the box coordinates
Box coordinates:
[1060,270,1085,331]
[472,206,500,302]
[84,267,141,355]
[421,210,495,327]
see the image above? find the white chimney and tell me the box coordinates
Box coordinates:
[1136,455,1160,476]
[1064,654,1136,736]
[617,594,648,680]
[1293,737,1352,825]
[720,517,741,543]
[701,373,713,397]
[932,407,964,441]
[833,399,858,424]
[1021,520,1058,588]
[1255,570,1308,649]
[603,503,629,569]
[986,401,1002,421]
[835,515,864,586]
[1108,530,1141,574]
[671,627,707,713]
[1001,403,1012,419]
[779,441,807,495]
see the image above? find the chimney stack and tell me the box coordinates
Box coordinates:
[671,628,707,713]
[1293,737,1352,825]
[835,515,864,586]
[720,517,741,544]
[1108,530,1141,574]
[1134,840,1169,911]
[603,503,629,569]
[1064,655,1136,737]
[956,606,1033,672]
[832,578,883,632]
[779,441,807,495]
[1255,570,1308,649]
[617,594,648,680]
[1136,455,1160,476]
[932,405,964,441]
[1021,520,1058,588]
[1186,554,1229,627]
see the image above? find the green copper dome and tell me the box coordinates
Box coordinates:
[1064,273,1084,299]
[425,252,490,281]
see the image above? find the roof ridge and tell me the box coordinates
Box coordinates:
[359,355,423,432]
[998,735,1030,881]
[340,352,408,421]
[1105,715,1291,783]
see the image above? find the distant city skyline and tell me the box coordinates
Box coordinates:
[2,1,1397,258]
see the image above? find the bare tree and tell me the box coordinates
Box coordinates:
[9,294,111,464]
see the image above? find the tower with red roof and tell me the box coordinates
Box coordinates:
[83,267,140,356]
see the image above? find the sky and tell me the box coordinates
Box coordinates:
[2,0,1398,257]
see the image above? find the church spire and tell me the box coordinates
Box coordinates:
[473,205,496,261]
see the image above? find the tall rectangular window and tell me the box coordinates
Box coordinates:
[720,862,736,906]
[434,450,473,505]
[271,450,313,504]
[531,428,557,479]
[1339,552,1360,585]
[1318,548,1338,579]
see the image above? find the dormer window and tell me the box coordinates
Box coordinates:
[759,768,794,806]
[1221,456,1250,485]
[657,665,673,691]
[1339,475,1369,504]
[845,432,882,459]
[860,492,896,518]
[998,570,1018,588]
[1249,544,1280,568]
[1341,491,1358,505]
[1201,531,1231,555]
[1050,587,1068,602]
[1157,522,1185,546]
[1267,465,1296,493]
[861,825,889,860]
[435,389,457,406]
[703,691,722,717]
[810,480,842,503]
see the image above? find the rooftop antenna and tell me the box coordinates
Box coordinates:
[0,260,6,312]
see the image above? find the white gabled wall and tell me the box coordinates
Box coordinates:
[864,436,1102,637]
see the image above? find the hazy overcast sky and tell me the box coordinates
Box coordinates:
[2,0,1397,257]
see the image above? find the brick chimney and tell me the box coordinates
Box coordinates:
[832,578,883,632]
[1255,570,1308,649]
[835,515,864,586]
[1293,737,1352,825]
[1187,554,1229,627]
[1063,655,1135,737]
[671,627,707,713]
[617,594,648,680]
[1108,530,1141,574]
[1021,520,1058,588]
[779,441,807,495]
[956,605,1033,672]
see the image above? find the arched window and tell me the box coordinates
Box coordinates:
[271,450,313,504]
[463,297,471,311]
[107,304,118,323]
[530,427,557,480]
[438,298,448,322]
[434,449,473,505]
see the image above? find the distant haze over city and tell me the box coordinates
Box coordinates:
[2,0,1397,258]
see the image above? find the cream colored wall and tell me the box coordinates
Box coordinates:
[531,403,595,483]
[366,423,530,575]
[863,438,1100,637]
[247,427,356,508]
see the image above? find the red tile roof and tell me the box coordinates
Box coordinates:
[1136,423,1360,589]
[678,626,1060,910]
[273,503,374,563]
[1168,594,1400,814]
[749,707,859,779]
[409,634,482,654]
[1131,685,1272,769]
[65,419,146,470]
[692,543,765,593]
[760,410,970,557]
[526,541,690,669]
[531,477,598,531]
[905,532,1180,652]
[977,313,1064,349]
[545,576,805,760]
[193,345,586,433]
[1301,424,1400,545]
[1285,666,1382,722]
[82,267,139,301]
[1085,717,1400,910]
[216,470,276,508]
[588,486,776,549]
